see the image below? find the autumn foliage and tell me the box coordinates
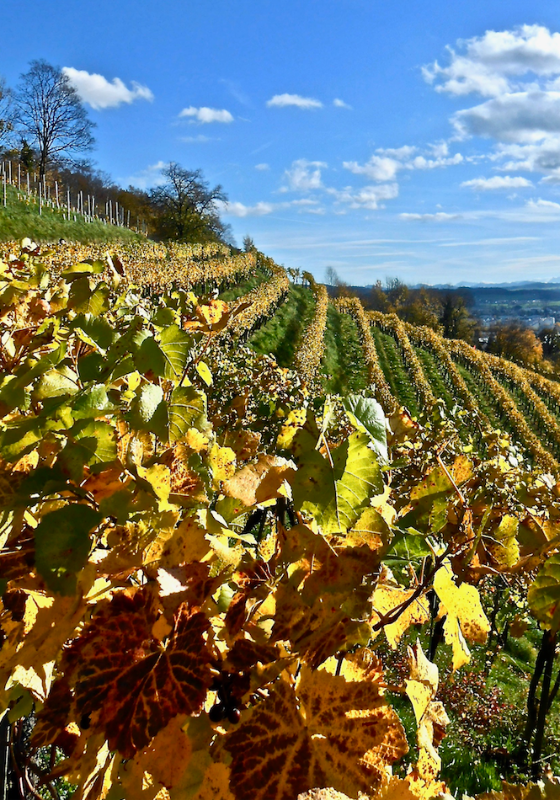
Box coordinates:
[3,240,560,800]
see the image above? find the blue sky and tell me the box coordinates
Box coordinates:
[5,1,560,285]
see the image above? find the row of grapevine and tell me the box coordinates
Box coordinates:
[369,311,436,410]
[336,297,396,413]
[225,258,290,338]
[479,350,560,454]
[293,277,328,387]
[403,321,486,421]
[2,239,257,292]
[6,241,560,797]
[444,339,558,471]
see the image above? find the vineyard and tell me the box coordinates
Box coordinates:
[5,238,560,800]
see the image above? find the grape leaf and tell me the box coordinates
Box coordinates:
[434,560,490,670]
[64,588,213,757]
[372,586,430,649]
[291,429,383,535]
[34,504,102,594]
[224,666,407,800]
[168,386,207,443]
[343,394,388,464]
[160,324,192,380]
[528,552,560,632]
[222,455,296,507]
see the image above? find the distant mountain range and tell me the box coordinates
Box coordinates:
[412,280,560,289]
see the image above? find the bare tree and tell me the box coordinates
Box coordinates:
[149,162,229,243]
[0,76,14,152]
[13,60,95,181]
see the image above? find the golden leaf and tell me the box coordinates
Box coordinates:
[209,444,237,484]
[434,559,490,671]
[222,455,295,507]
[371,585,429,649]
[122,715,193,791]
[224,667,408,800]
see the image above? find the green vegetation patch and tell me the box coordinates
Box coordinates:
[249,284,315,367]
[0,185,143,244]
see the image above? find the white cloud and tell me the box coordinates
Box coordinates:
[453,91,560,142]
[493,138,560,182]
[122,161,167,190]
[220,201,274,217]
[179,106,234,124]
[266,93,323,109]
[461,175,533,190]
[344,155,401,181]
[400,212,461,222]
[526,198,560,213]
[423,25,560,97]
[424,26,560,184]
[333,183,399,210]
[283,159,326,192]
[343,145,462,181]
[333,98,352,109]
[255,163,270,171]
[62,67,153,110]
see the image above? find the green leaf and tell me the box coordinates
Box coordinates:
[70,314,115,351]
[292,428,383,535]
[135,336,166,377]
[343,394,387,464]
[77,352,106,383]
[69,279,111,315]
[73,419,117,467]
[0,417,62,461]
[128,384,168,440]
[159,324,192,380]
[34,504,102,594]
[168,386,207,443]
[33,368,79,400]
[528,552,560,632]
[61,259,106,280]
[152,307,177,327]
[106,317,144,367]
[72,385,113,419]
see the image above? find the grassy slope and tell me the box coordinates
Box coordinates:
[0,185,144,244]
[248,285,315,367]
[321,303,368,394]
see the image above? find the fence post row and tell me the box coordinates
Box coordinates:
[0,159,142,231]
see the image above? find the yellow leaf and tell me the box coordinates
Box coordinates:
[138,464,172,509]
[434,559,490,671]
[148,514,212,568]
[371,586,429,649]
[277,408,306,450]
[222,455,296,507]
[196,361,213,386]
[122,716,193,791]
[405,642,439,724]
[192,762,235,800]
[209,444,236,484]
[185,428,210,453]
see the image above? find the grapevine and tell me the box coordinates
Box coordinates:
[3,241,560,799]
[336,297,396,413]
[293,277,328,389]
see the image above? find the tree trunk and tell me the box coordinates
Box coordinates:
[532,630,557,778]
